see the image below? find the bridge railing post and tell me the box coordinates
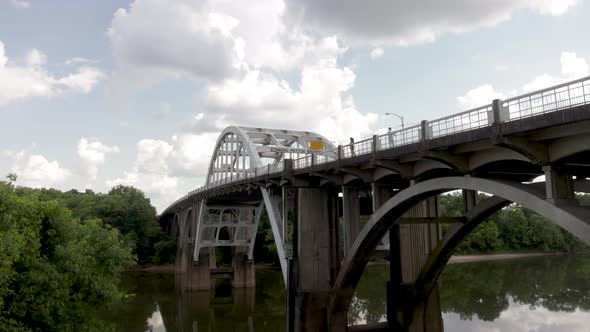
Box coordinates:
[337,145,342,164]
[420,120,429,141]
[492,98,507,122]
[372,134,378,156]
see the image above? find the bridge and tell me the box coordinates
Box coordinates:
[160,76,590,331]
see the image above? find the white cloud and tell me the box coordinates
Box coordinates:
[533,0,578,16]
[169,132,218,177]
[457,84,506,110]
[522,74,560,92]
[134,139,173,174]
[200,66,376,142]
[461,52,589,105]
[370,47,384,60]
[26,49,46,67]
[495,64,508,72]
[106,139,180,212]
[105,132,221,212]
[0,41,105,106]
[10,0,30,9]
[77,138,120,180]
[108,0,241,82]
[522,51,588,92]
[195,36,377,142]
[283,0,577,46]
[560,51,589,78]
[65,57,98,66]
[10,152,70,188]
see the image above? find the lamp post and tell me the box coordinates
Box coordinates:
[385,112,405,146]
[385,112,404,129]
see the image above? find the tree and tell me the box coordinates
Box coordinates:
[95,185,162,264]
[5,173,17,182]
[0,179,134,331]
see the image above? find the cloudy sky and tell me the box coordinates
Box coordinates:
[1,0,589,212]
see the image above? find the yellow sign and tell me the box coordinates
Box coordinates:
[309,141,325,151]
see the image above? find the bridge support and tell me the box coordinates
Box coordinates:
[232,248,256,288]
[293,187,344,331]
[343,186,361,255]
[386,191,443,332]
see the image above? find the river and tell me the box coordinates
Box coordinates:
[104,254,590,331]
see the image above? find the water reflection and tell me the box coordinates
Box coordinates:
[107,270,285,332]
[440,255,590,331]
[105,255,590,331]
[348,255,590,331]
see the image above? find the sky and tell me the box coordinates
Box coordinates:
[1,0,589,212]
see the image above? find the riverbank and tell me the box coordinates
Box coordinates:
[125,264,175,273]
[448,252,567,264]
[126,252,585,272]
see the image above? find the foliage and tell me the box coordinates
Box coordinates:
[254,210,279,263]
[439,192,589,254]
[13,184,171,265]
[0,179,134,331]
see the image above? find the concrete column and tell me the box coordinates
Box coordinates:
[186,248,212,290]
[372,183,394,248]
[463,189,477,212]
[372,183,394,212]
[232,247,256,288]
[343,186,361,255]
[388,193,443,331]
[543,165,576,205]
[294,187,343,331]
[175,210,189,275]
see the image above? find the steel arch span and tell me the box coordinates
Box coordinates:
[329,176,590,324]
[194,126,336,283]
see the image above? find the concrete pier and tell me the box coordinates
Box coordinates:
[294,187,344,331]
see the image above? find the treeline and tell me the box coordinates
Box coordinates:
[13,183,176,265]
[440,192,589,254]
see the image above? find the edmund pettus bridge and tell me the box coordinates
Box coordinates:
[160,76,590,331]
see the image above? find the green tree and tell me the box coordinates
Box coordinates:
[0,179,134,331]
[95,185,162,264]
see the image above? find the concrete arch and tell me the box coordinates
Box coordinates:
[330,176,590,324]
[372,167,397,182]
[468,147,530,171]
[413,159,452,178]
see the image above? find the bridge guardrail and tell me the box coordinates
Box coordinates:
[503,76,590,122]
[163,75,590,215]
[427,105,492,138]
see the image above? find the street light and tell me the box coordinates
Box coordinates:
[385,112,404,129]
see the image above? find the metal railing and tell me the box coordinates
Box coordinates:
[315,149,338,165]
[428,105,492,138]
[293,155,312,169]
[503,76,590,121]
[163,75,590,214]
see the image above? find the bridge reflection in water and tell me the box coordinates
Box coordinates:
[160,76,590,331]
[104,255,590,331]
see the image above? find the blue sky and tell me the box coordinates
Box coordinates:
[1,0,588,211]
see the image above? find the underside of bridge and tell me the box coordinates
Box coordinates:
[159,77,590,332]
